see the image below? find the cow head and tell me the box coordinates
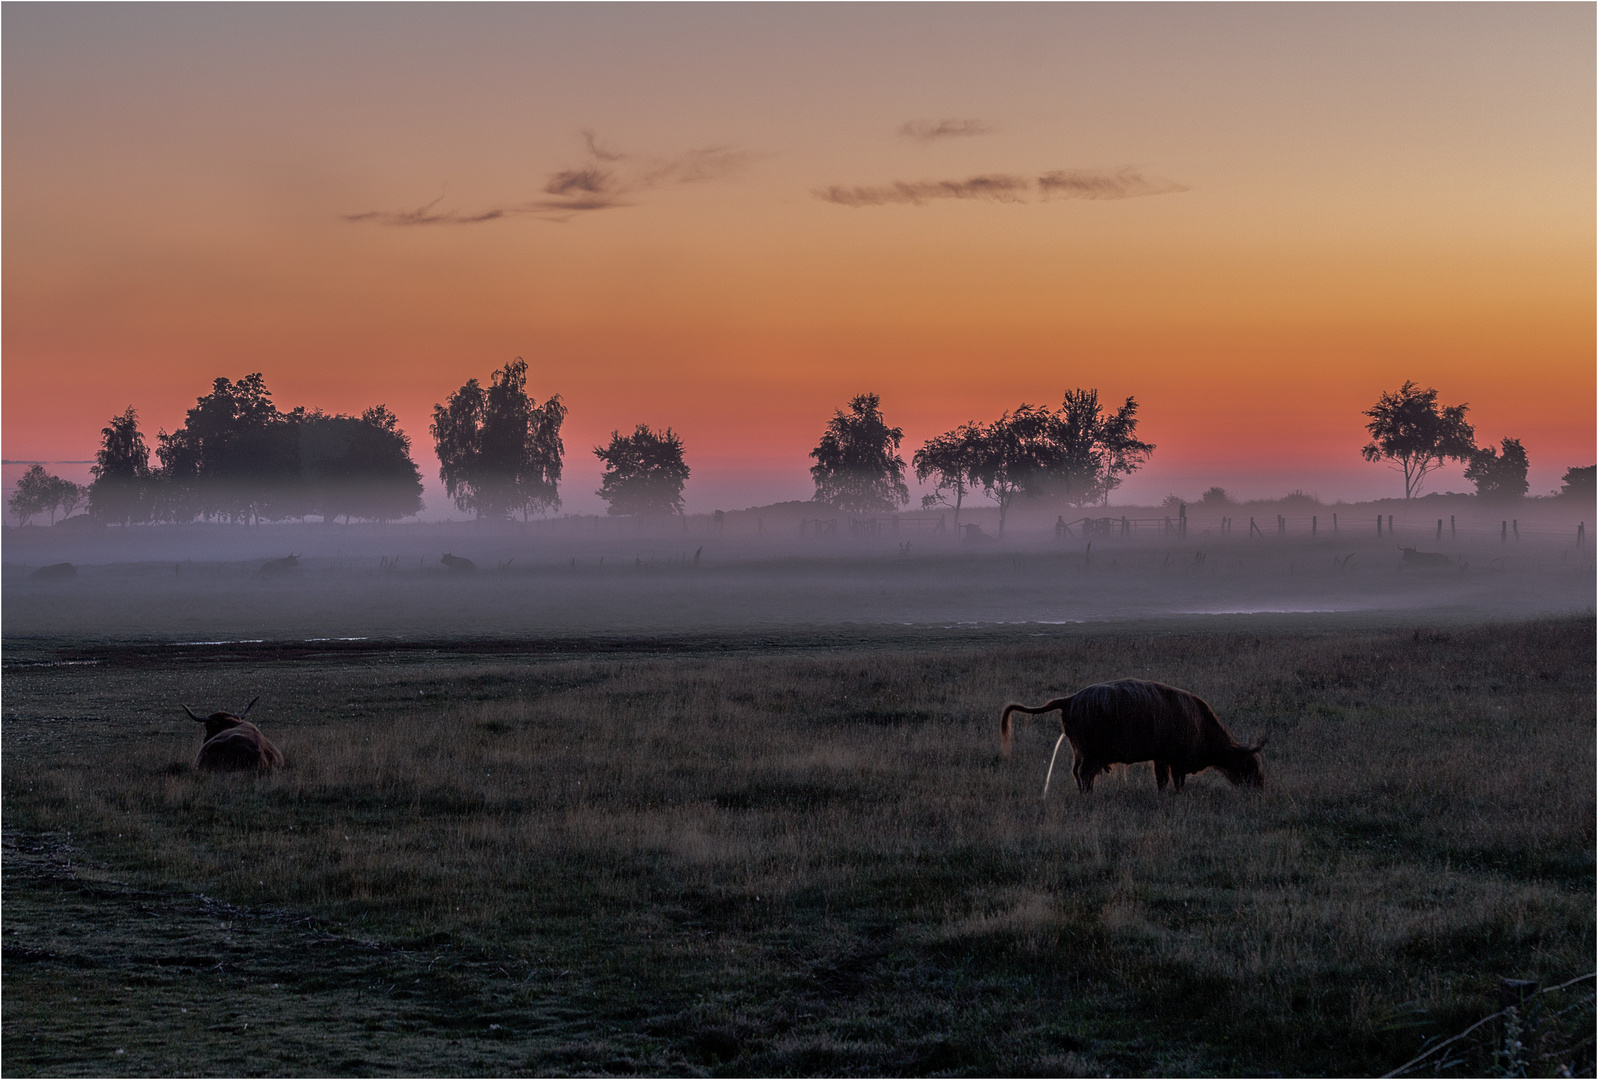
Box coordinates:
[183,696,260,741]
[1220,736,1266,787]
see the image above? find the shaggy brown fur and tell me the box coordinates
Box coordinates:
[1001,679,1264,794]
[185,697,284,772]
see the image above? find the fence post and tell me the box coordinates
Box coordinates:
[1377,515,1382,537]
[1579,522,1586,548]
[1498,978,1539,1068]
[1450,514,1455,539]
[1436,518,1443,541]
[1388,514,1394,536]
[1501,520,1507,544]
[1250,517,1262,538]
[1333,512,1338,533]
[1278,515,1285,536]
[1121,516,1128,538]
[1179,502,1187,540]
[1512,519,1519,542]
[1312,515,1317,537]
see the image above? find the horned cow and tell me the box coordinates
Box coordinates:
[1001,679,1264,796]
[185,697,283,772]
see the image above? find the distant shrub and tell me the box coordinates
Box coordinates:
[1201,486,1230,506]
[1279,489,1321,508]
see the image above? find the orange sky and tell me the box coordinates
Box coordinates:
[5,5,1592,513]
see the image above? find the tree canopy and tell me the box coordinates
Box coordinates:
[8,465,83,526]
[968,405,1054,538]
[1559,465,1595,501]
[1046,389,1154,507]
[92,374,428,525]
[809,393,910,514]
[89,407,153,524]
[156,374,303,523]
[594,424,690,516]
[1361,381,1475,500]
[301,406,425,523]
[1463,437,1529,502]
[911,422,985,527]
[432,358,566,520]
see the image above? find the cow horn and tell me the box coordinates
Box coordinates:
[239,696,260,718]
[183,705,206,723]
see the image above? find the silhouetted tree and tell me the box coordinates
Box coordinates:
[912,422,984,528]
[1201,486,1230,506]
[1463,437,1529,502]
[1558,465,1595,500]
[157,374,303,523]
[594,424,690,516]
[301,406,425,523]
[809,393,910,514]
[55,477,85,520]
[971,405,1054,539]
[11,466,87,526]
[1045,389,1155,507]
[9,465,53,526]
[1361,381,1475,500]
[431,358,565,520]
[89,407,154,524]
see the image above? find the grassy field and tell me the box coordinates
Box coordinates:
[3,616,1593,1076]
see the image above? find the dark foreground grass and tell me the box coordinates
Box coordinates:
[3,617,1593,1076]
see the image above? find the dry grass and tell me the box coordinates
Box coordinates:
[3,616,1593,1075]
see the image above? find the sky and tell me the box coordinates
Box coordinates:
[4,4,1593,515]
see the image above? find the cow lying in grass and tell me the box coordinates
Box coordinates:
[184,697,283,772]
[1002,679,1264,796]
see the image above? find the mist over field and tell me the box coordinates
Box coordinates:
[4,494,1591,644]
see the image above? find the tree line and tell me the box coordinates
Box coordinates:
[8,365,1592,527]
[1359,380,1593,502]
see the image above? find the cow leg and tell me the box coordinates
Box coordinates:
[1075,758,1098,793]
[1154,760,1170,791]
[1171,770,1186,793]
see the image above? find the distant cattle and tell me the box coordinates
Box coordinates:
[440,553,477,572]
[258,554,301,576]
[1399,546,1450,569]
[29,562,76,581]
[185,697,283,772]
[1001,679,1265,796]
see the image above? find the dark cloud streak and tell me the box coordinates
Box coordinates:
[818,174,1031,207]
[899,118,993,141]
[347,132,753,227]
[816,168,1187,208]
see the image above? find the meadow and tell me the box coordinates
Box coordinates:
[3,615,1593,1076]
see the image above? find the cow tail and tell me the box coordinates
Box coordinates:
[1000,698,1072,761]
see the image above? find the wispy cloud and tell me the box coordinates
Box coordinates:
[816,168,1187,208]
[343,197,509,227]
[346,132,755,226]
[817,175,1031,208]
[899,118,993,142]
[1037,168,1187,200]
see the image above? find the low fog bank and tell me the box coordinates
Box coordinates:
[4,497,1592,642]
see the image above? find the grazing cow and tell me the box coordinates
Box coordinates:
[185,697,283,772]
[439,553,477,572]
[258,554,301,576]
[30,562,76,581]
[1399,546,1450,568]
[1001,679,1264,795]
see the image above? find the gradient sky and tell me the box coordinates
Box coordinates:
[5,4,1593,514]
